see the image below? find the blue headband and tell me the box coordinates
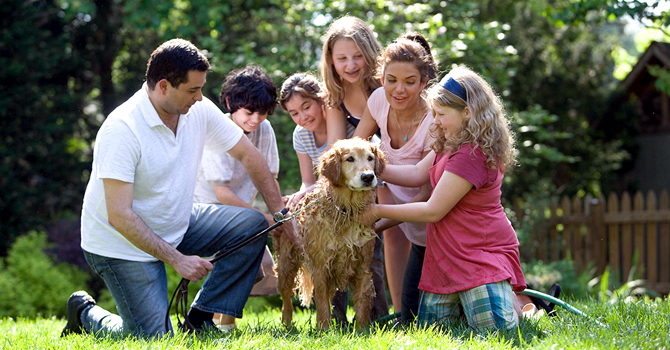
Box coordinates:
[442,77,467,102]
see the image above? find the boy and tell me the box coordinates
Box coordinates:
[193,64,281,331]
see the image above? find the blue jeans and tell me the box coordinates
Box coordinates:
[80,203,268,337]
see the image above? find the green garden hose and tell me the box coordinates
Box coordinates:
[517,288,606,327]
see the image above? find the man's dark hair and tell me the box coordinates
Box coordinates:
[145,39,210,90]
[219,65,278,115]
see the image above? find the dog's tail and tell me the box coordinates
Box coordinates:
[297,266,314,307]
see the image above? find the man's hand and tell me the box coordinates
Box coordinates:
[271,219,303,250]
[173,255,214,283]
[285,183,316,208]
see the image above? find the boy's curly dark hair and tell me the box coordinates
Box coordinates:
[219,65,278,115]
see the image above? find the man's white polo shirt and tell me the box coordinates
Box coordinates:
[81,84,243,262]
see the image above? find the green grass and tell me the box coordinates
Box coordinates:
[2,297,669,349]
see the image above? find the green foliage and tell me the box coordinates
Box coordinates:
[648,64,670,96]
[587,254,660,303]
[0,231,89,318]
[546,0,668,27]
[0,0,98,255]
[2,0,645,276]
[522,257,593,298]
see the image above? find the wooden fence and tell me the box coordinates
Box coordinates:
[522,190,670,294]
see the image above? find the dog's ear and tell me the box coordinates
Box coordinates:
[318,147,341,184]
[372,144,386,176]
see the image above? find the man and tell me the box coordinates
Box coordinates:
[61,38,295,337]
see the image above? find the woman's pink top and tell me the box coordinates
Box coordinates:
[419,144,526,294]
[368,87,433,246]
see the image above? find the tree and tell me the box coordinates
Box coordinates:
[0,0,98,255]
[1,0,644,254]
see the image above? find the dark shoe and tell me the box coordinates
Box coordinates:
[546,283,561,316]
[529,283,561,317]
[179,319,221,335]
[61,291,96,337]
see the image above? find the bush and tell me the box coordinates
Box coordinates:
[0,231,90,318]
[521,257,593,299]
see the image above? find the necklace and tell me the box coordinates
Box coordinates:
[394,104,422,142]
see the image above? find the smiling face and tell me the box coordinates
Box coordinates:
[331,38,367,85]
[162,70,206,116]
[284,94,326,133]
[230,107,267,133]
[382,62,427,113]
[432,103,467,139]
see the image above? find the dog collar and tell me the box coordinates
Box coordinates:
[326,191,348,216]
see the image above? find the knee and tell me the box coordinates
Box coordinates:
[248,209,269,229]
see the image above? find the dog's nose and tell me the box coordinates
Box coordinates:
[360,173,375,184]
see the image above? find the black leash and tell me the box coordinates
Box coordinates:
[165,208,289,333]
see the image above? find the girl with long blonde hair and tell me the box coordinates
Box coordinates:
[359,66,526,331]
[318,16,389,325]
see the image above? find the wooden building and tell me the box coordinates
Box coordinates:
[617,41,670,193]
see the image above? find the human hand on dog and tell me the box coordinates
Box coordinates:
[357,204,380,228]
[373,218,400,234]
[285,184,317,208]
[174,254,213,283]
[272,219,303,250]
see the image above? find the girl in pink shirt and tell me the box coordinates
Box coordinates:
[361,66,526,331]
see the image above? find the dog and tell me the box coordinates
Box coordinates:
[276,137,386,329]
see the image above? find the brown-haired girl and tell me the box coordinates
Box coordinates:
[354,32,438,324]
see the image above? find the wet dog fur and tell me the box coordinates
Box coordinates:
[276,137,386,329]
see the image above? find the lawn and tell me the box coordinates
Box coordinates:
[2,297,669,349]
[0,299,670,350]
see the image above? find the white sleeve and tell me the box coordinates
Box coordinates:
[201,97,244,153]
[200,150,235,187]
[95,119,140,183]
[262,121,280,178]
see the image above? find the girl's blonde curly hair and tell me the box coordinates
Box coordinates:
[427,66,517,172]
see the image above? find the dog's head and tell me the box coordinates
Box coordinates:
[318,137,386,191]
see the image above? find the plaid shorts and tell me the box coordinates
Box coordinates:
[417,281,518,331]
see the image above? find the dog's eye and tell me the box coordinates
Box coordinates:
[346,157,354,162]
[368,156,374,161]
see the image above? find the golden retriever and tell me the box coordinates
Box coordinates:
[276,137,386,329]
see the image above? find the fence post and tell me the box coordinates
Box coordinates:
[660,190,670,285]
[634,191,645,280]
[608,192,621,282]
[561,196,572,262]
[621,191,632,286]
[589,197,606,275]
[573,195,584,270]
[646,191,658,285]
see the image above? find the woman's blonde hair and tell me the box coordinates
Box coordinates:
[319,16,382,109]
[427,66,517,172]
[279,72,324,111]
